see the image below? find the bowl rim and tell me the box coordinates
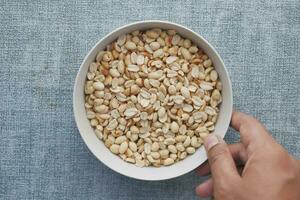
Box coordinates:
[73,20,233,181]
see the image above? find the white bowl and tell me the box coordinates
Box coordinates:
[73,20,233,181]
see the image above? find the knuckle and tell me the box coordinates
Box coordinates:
[243,115,258,127]
[215,180,238,199]
[209,145,228,165]
[236,112,259,126]
[215,183,231,198]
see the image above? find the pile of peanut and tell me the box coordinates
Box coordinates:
[84,28,222,167]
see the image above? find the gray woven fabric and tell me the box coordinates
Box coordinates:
[0,0,299,199]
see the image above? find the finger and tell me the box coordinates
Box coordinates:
[197,143,247,176]
[231,111,270,148]
[229,143,248,163]
[196,161,210,176]
[195,178,213,197]
[204,134,240,182]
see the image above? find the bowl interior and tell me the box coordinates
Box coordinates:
[73,20,232,181]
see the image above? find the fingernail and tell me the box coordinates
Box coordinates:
[204,134,219,151]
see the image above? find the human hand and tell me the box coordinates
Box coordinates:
[195,111,300,200]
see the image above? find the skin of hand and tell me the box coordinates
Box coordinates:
[195,111,300,200]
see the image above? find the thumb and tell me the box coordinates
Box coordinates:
[204,134,240,182]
